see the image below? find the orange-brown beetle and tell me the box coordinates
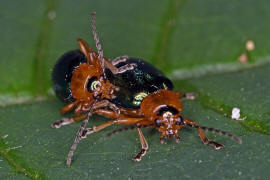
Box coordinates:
[81,89,242,162]
[51,12,139,166]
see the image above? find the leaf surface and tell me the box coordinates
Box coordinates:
[0,0,270,179]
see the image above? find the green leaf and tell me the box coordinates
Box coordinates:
[1,0,270,179]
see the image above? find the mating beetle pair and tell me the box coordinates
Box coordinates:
[51,12,241,166]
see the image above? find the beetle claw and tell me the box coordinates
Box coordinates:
[175,137,180,143]
[160,138,165,144]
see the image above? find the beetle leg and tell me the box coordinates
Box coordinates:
[115,63,137,74]
[104,58,136,74]
[132,128,149,162]
[80,121,114,138]
[80,121,116,138]
[79,121,150,162]
[60,100,80,114]
[117,108,143,117]
[93,109,118,119]
[51,114,88,128]
[94,100,121,118]
[175,134,181,143]
[110,55,129,65]
[80,117,145,138]
[94,100,121,117]
[160,135,165,144]
[183,118,224,150]
[94,100,142,118]
[74,103,83,114]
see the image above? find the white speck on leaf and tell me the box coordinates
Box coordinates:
[8,145,23,151]
[246,40,255,51]
[238,53,248,64]
[1,134,8,139]
[231,107,246,121]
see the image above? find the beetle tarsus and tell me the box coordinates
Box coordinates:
[132,149,146,162]
[209,141,224,150]
[175,136,180,143]
[111,55,129,66]
[80,128,94,139]
[160,137,165,144]
[51,118,72,128]
[115,63,137,74]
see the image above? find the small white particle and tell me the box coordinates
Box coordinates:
[1,134,8,139]
[232,108,240,120]
[8,145,23,150]
[246,40,255,51]
[238,171,242,175]
[231,108,246,121]
[117,167,119,171]
[238,53,248,64]
[198,160,202,163]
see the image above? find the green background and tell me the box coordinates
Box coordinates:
[1,0,270,179]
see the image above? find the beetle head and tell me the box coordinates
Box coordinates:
[154,105,184,142]
[140,89,183,142]
[70,58,117,102]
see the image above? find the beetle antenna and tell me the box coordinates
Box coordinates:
[105,126,136,138]
[66,99,98,166]
[185,123,242,144]
[91,12,106,79]
[105,124,154,138]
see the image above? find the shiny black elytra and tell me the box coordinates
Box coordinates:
[52,50,173,108]
[52,50,87,103]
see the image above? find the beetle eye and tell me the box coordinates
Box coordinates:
[87,76,100,92]
[155,119,162,127]
[175,116,183,125]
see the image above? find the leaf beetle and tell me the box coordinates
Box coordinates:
[81,89,242,162]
